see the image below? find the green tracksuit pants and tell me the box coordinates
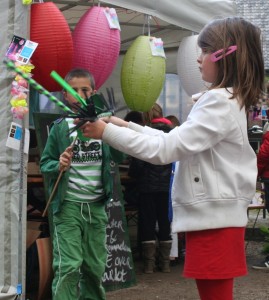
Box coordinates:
[52,200,108,300]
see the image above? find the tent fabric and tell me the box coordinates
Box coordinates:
[100,0,237,32]
[0,1,29,299]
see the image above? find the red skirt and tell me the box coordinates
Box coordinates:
[183,227,247,279]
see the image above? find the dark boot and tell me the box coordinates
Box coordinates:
[142,241,156,274]
[159,241,172,273]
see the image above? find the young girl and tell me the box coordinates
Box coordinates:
[78,17,265,299]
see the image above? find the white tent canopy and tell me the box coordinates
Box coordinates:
[51,0,236,54]
[100,0,236,32]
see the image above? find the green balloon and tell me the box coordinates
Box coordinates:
[121,36,166,112]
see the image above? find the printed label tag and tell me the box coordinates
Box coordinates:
[149,37,166,58]
[104,8,121,30]
[6,122,29,154]
[6,35,38,64]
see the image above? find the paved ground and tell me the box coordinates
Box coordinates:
[106,208,269,300]
[26,208,269,300]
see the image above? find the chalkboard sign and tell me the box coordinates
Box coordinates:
[33,113,136,291]
[102,162,136,291]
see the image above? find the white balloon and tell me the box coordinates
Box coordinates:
[177,35,207,97]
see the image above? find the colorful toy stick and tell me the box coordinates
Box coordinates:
[4,60,75,116]
[4,59,113,135]
[49,70,114,135]
[50,70,106,114]
[50,70,87,108]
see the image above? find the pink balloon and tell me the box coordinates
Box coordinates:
[72,6,121,90]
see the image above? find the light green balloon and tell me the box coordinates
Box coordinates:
[121,36,166,112]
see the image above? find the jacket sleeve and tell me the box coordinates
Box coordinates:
[102,90,234,165]
[108,146,126,163]
[257,131,269,176]
[40,123,62,179]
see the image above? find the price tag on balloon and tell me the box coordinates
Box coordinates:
[149,37,166,58]
[104,7,121,30]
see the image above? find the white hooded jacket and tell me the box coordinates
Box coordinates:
[103,88,257,232]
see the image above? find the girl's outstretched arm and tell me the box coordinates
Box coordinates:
[101,115,129,127]
[74,116,130,139]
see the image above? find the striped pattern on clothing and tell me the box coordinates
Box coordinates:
[65,118,105,203]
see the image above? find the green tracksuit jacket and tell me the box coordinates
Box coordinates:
[40,118,125,214]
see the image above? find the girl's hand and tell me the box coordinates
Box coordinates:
[73,116,129,140]
[78,119,107,139]
[100,115,129,127]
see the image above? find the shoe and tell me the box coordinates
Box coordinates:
[180,248,186,260]
[170,258,180,267]
[252,256,269,270]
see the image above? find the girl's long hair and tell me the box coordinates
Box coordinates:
[143,103,163,125]
[198,17,264,110]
